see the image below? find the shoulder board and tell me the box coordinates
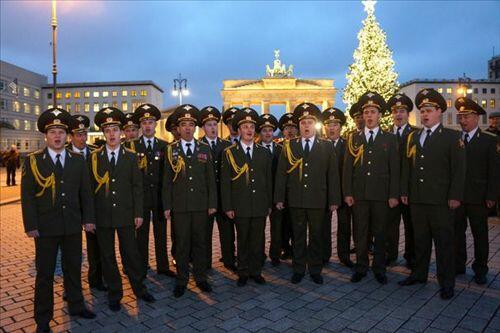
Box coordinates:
[123,147,135,154]
[91,146,105,154]
[69,149,83,156]
[482,130,497,137]
[220,138,231,144]
[255,143,264,148]
[198,140,209,147]
[28,149,44,157]
[227,143,238,150]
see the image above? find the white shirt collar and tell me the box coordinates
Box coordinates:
[394,123,408,134]
[464,126,479,140]
[106,145,120,162]
[143,136,155,148]
[262,141,273,151]
[230,135,240,143]
[301,136,315,149]
[364,126,380,141]
[181,139,195,154]
[47,147,66,166]
[206,136,218,146]
[423,123,440,134]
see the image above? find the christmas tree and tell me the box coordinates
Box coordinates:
[343,0,399,130]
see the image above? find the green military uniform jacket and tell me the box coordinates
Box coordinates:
[220,143,273,218]
[126,136,167,209]
[462,129,499,204]
[90,145,143,228]
[401,124,466,205]
[201,136,232,210]
[162,140,217,212]
[343,130,400,201]
[274,137,341,209]
[21,148,95,236]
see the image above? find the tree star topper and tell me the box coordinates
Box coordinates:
[362,0,376,15]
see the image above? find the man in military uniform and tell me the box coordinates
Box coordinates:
[4,145,20,186]
[166,111,181,142]
[130,104,176,278]
[22,108,96,333]
[223,107,241,144]
[258,113,283,266]
[399,88,466,300]
[455,97,498,285]
[275,103,341,284]
[199,106,235,272]
[349,102,364,134]
[344,92,399,284]
[66,115,107,291]
[277,113,298,260]
[91,107,155,311]
[486,111,500,136]
[386,93,418,268]
[221,108,273,286]
[321,107,354,267]
[123,112,140,142]
[163,104,217,297]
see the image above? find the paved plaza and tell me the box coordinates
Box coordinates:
[1,201,499,333]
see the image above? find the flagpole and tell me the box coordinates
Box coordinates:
[51,0,58,108]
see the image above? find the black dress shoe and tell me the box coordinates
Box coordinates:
[173,285,186,298]
[251,275,266,285]
[340,260,354,268]
[291,273,304,284]
[158,270,177,278]
[311,274,324,284]
[271,258,281,267]
[224,264,237,273]
[90,284,108,291]
[350,272,366,283]
[398,277,426,286]
[36,323,50,333]
[237,276,248,287]
[375,273,388,285]
[109,301,121,312]
[440,287,454,300]
[141,292,156,303]
[474,275,487,285]
[71,308,96,319]
[196,281,212,293]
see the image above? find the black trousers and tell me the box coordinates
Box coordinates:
[322,209,333,262]
[85,231,104,287]
[235,216,266,277]
[137,205,169,275]
[97,226,146,303]
[269,207,283,260]
[352,200,388,274]
[6,166,16,185]
[281,207,293,255]
[336,205,353,263]
[34,233,84,326]
[410,204,455,289]
[173,211,208,286]
[208,212,236,267]
[289,208,324,275]
[454,204,489,277]
[386,203,414,263]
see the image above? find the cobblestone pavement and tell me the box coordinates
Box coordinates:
[1,202,499,333]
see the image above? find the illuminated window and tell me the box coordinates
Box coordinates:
[93,91,99,98]
[56,92,62,99]
[12,119,20,129]
[102,102,109,108]
[93,103,100,112]
[112,101,118,107]
[24,120,31,131]
[65,91,71,99]
[13,101,20,112]
[48,104,53,109]
[112,91,117,97]
[132,102,140,110]
[447,113,452,124]
[84,91,90,98]
[57,104,62,109]
[446,88,452,94]
[102,91,109,97]
[34,89,40,99]
[66,103,71,112]
[24,103,30,113]
[437,88,443,93]
[131,90,137,97]
[446,99,452,108]
[23,87,30,97]
[122,101,128,111]
[122,90,128,97]
[74,104,80,113]
[481,100,487,109]
[140,90,147,96]
[74,91,81,98]
[490,99,495,108]
[34,105,40,115]
[84,103,90,112]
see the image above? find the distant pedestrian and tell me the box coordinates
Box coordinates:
[5,145,20,186]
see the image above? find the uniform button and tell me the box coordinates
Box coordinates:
[368,161,371,165]
[251,179,255,182]
[62,205,66,209]
[112,179,116,182]
[304,184,308,188]
[421,155,424,158]
[304,174,308,177]
[189,177,193,180]
[113,203,117,207]
[367,172,371,176]
[190,188,194,192]
[251,168,254,172]
[60,180,64,184]
[150,184,154,188]
[149,173,153,176]
[112,191,116,195]
[304,163,308,167]
[420,167,424,170]
[252,190,256,193]
[61,193,65,196]
[368,150,372,154]
[419,179,424,183]
[189,166,192,169]
[215,160,218,164]
[149,162,152,165]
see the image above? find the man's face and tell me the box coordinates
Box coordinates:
[299,118,316,138]
[228,119,238,136]
[179,120,195,141]
[259,126,274,143]
[283,125,298,140]
[203,120,218,139]
[103,125,122,147]
[391,108,409,128]
[70,130,88,149]
[141,119,156,137]
[353,114,365,130]
[458,113,479,133]
[238,122,255,142]
[420,106,442,128]
[123,126,139,141]
[45,128,67,150]
[325,122,341,140]
[172,126,181,141]
[363,106,381,129]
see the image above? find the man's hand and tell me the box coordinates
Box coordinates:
[208,208,217,215]
[226,211,235,219]
[83,223,96,233]
[388,198,399,208]
[329,205,338,212]
[134,217,143,229]
[26,230,39,238]
[448,200,461,210]
[276,202,284,210]
[164,210,171,220]
[486,200,496,209]
[344,196,354,207]
[401,196,408,205]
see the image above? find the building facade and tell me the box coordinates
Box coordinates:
[0,61,47,153]
[399,79,500,130]
[488,55,500,80]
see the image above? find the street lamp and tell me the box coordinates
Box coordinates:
[172,73,189,105]
[51,0,58,108]
[458,73,472,98]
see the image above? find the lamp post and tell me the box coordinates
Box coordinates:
[172,73,189,105]
[457,73,472,98]
[51,0,58,108]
